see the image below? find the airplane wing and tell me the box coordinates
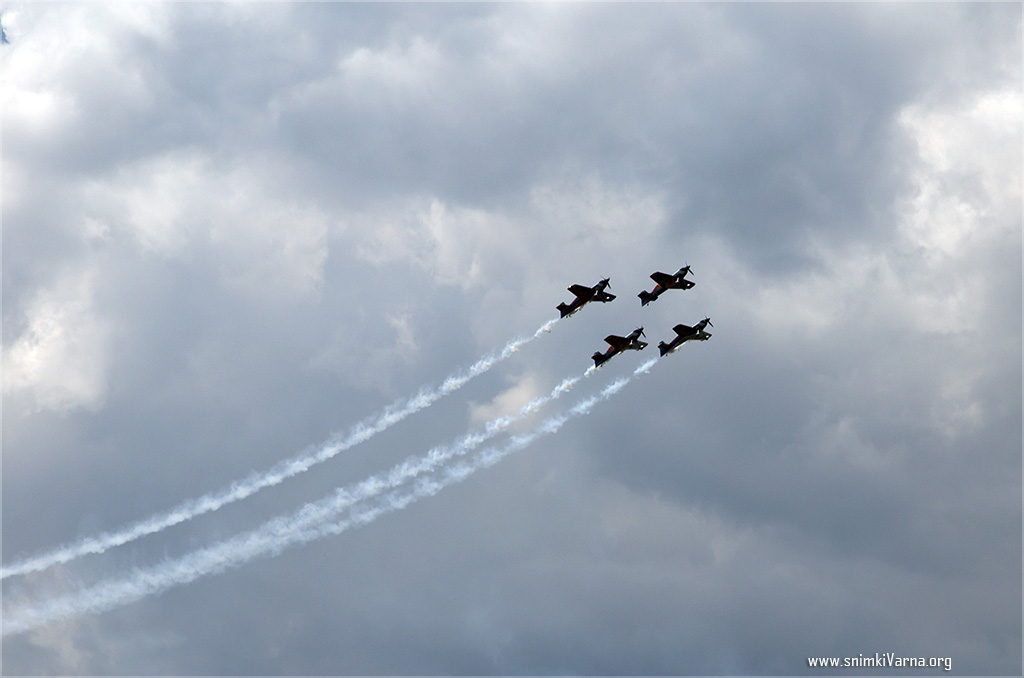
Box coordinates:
[673,323,695,337]
[650,271,676,287]
[593,290,615,302]
[604,334,631,350]
[567,284,592,298]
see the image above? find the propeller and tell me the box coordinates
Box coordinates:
[639,326,646,338]
[601,277,611,289]
[704,316,713,328]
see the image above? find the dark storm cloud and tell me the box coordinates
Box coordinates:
[3,2,1020,675]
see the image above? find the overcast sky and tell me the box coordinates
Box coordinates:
[2,2,1021,675]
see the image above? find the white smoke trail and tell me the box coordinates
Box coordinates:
[309,358,658,541]
[1,319,559,581]
[1,358,656,637]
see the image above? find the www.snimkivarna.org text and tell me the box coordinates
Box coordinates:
[808,653,952,671]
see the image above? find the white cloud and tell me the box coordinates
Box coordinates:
[387,312,420,360]
[349,197,509,290]
[306,310,424,393]
[897,86,1022,260]
[0,4,169,145]
[81,150,329,302]
[739,84,1020,344]
[338,37,444,110]
[468,372,543,428]
[420,199,510,289]
[349,173,666,293]
[528,173,666,251]
[206,171,329,304]
[892,85,1021,341]
[82,150,206,256]
[3,266,111,413]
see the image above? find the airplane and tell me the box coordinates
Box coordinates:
[638,266,695,306]
[556,278,616,318]
[592,326,648,367]
[658,318,712,356]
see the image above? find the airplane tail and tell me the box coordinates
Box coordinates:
[592,352,608,367]
[556,303,571,318]
[638,291,652,306]
[658,342,671,357]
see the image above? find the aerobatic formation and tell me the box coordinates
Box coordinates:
[557,265,712,368]
[2,265,711,636]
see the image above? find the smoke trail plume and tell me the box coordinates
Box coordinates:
[2,358,655,636]
[309,359,658,542]
[1,320,558,581]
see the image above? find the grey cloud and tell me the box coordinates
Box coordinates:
[3,2,1019,675]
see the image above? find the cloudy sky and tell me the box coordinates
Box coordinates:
[2,2,1020,675]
